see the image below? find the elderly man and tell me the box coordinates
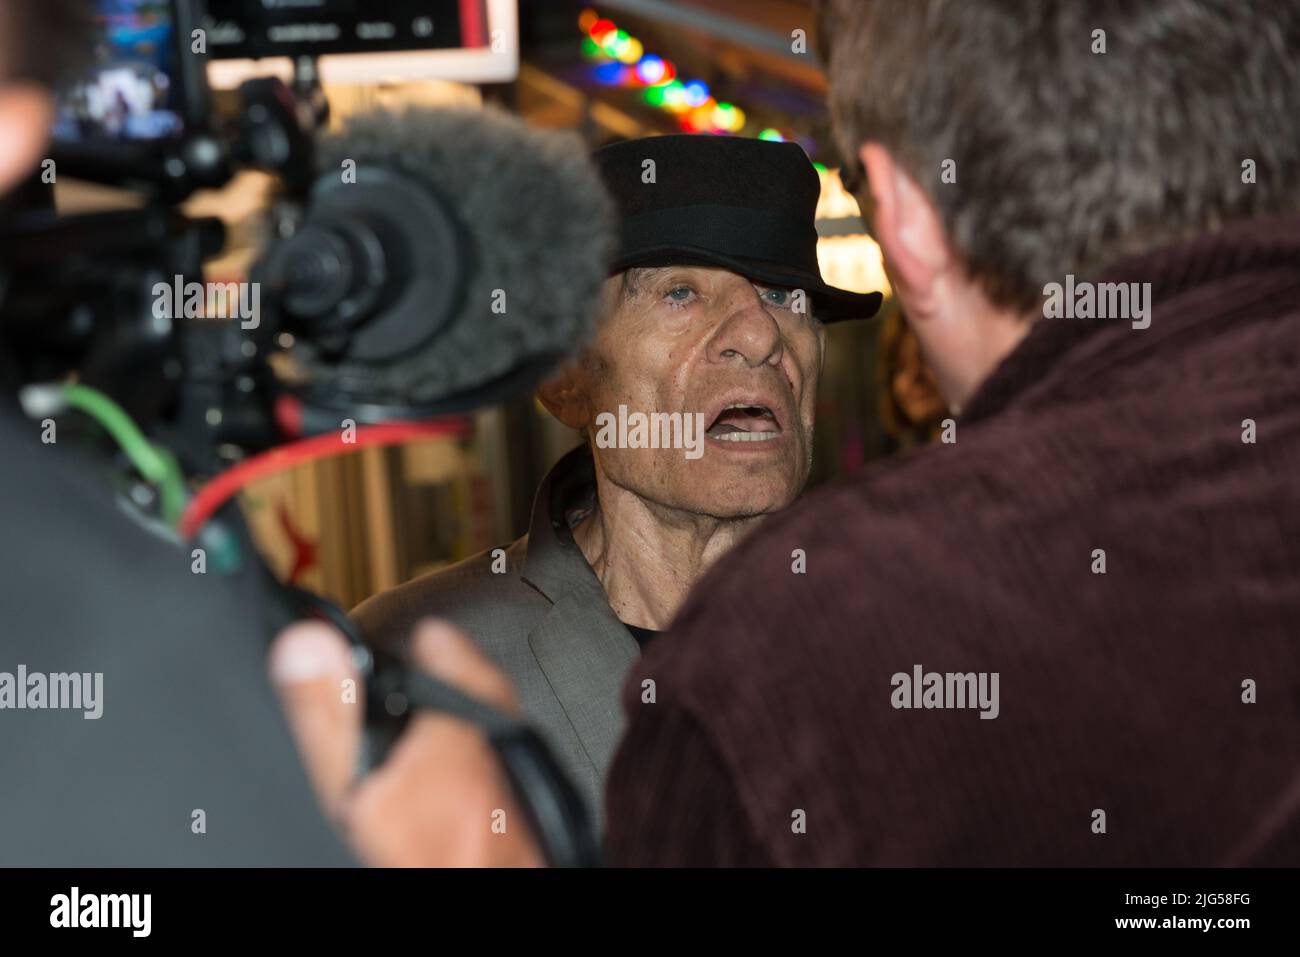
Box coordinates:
[351,134,880,815]
[299,0,1300,869]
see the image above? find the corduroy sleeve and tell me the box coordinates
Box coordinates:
[603,698,773,867]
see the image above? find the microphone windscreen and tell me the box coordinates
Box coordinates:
[307,105,617,407]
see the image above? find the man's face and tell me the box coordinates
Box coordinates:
[0,83,51,195]
[575,264,825,519]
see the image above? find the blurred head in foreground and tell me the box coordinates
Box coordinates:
[819,0,1300,412]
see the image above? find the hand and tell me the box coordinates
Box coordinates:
[268,617,544,867]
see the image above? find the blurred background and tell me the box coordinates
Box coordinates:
[56,0,947,608]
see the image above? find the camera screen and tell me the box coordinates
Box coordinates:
[202,1,477,61]
[52,0,187,143]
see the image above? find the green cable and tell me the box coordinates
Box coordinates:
[60,382,188,526]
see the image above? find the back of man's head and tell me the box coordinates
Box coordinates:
[819,0,1300,314]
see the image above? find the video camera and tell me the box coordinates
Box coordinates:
[2,0,537,472]
[0,0,605,867]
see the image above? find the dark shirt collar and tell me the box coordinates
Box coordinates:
[961,214,1300,425]
[519,444,601,604]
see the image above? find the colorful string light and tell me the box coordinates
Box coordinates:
[579,8,748,136]
[635,55,665,84]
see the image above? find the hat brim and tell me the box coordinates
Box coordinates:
[611,245,883,323]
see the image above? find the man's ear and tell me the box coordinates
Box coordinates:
[859,143,952,303]
[536,359,591,431]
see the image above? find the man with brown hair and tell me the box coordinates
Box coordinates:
[598,0,1300,865]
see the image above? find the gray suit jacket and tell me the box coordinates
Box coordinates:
[351,447,639,824]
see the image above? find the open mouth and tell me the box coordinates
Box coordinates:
[705,402,783,443]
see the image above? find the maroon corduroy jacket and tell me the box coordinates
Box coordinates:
[604,215,1300,866]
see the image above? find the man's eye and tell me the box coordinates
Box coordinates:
[665,286,695,302]
[761,288,792,307]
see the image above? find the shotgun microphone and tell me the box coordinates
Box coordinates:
[257,105,617,419]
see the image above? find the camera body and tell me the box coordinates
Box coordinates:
[0,0,602,867]
[0,0,487,473]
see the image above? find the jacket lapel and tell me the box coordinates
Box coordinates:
[527,580,639,778]
[519,447,640,779]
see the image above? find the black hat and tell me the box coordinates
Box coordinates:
[594,135,881,322]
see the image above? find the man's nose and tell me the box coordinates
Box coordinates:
[707,288,783,368]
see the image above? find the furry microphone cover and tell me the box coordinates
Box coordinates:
[309,105,618,405]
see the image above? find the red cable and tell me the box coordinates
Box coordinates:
[179,419,469,539]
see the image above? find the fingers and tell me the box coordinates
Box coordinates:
[268,620,362,820]
[408,618,521,717]
[348,712,545,868]
[342,617,543,867]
